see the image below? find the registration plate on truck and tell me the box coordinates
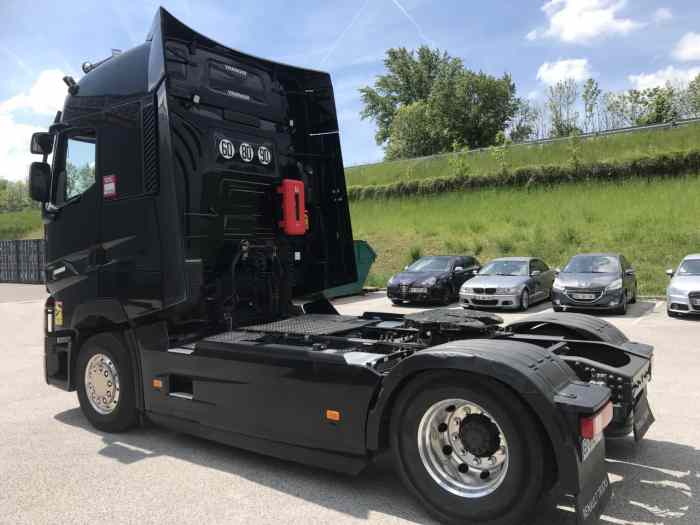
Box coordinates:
[572,293,596,300]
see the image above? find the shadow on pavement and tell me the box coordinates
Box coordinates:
[560,300,657,320]
[55,408,698,525]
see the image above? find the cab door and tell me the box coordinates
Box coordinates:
[44,127,101,330]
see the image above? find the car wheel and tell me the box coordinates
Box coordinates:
[614,291,628,315]
[519,289,530,311]
[441,287,453,306]
[391,372,544,525]
[76,332,138,433]
[630,284,637,304]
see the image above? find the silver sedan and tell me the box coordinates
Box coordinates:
[459,257,555,311]
[666,254,700,317]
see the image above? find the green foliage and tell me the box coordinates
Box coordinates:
[346,149,700,201]
[409,245,422,263]
[0,209,42,239]
[0,179,36,212]
[350,176,700,296]
[360,46,517,159]
[345,121,700,187]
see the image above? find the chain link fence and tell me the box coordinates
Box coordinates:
[0,240,45,284]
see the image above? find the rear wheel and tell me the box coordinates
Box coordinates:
[76,332,138,433]
[391,372,545,525]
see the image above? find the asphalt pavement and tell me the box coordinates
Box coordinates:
[1,284,698,525]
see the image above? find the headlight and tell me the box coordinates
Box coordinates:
[667,286,684,296]
[421,277,437,286]
[387,276,396,286]
[606,278,623,291]
[461,285,472,293]
[552,278,564,291]
[496,287,519,294]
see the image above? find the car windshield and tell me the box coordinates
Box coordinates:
[479,260,528,276]
[678,260,700,276]
[563,255,620,274]
[406,257,452,272]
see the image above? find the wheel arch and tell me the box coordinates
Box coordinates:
[366,340,585,493]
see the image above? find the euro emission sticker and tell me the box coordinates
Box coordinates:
[103,175,117,199]
[54,301,63,327]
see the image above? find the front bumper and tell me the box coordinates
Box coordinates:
[667,292,700,314]
[387,284,445,303]
[552,288,623,310]
[459,292,521,309]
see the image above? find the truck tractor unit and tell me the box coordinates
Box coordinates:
[29,9,654,525]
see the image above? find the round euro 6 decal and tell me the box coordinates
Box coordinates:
[258,145,272,165]
[239,142,254,163]
[218,138,235,159]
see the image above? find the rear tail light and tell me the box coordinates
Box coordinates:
[580,401,613,439]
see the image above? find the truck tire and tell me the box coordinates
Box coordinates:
[391,372,544,525]
[76,332,138,433]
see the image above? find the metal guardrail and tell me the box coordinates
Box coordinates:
[346,117,700,170]
[0,239,45,284]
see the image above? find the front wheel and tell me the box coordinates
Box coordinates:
[391,372,544,525]
[76,332,138,433]
[519,289,530,311]
[614,291,628,315]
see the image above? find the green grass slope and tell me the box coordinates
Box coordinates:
[0,209,42,240]
[351,176,700,295]
[346,122,700,187]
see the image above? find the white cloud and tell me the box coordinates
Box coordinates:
[628,65,700,90]
[672,32,700,62]
[0,70,67,181]
[537,58,592,85]
[653,7,672,23]
[527,0,643,44]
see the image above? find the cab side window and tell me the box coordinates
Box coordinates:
[58,131,97,203]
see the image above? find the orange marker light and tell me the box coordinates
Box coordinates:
[152,378,163,389]
[325,409,341,422]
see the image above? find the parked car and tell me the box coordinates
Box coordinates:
[387,255,480,305]
[666,254,700,317]
[551,253,637,314]
[459,257,555,311]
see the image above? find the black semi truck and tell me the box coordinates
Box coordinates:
[28,9,655,525]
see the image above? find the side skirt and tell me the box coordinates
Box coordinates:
[146,411,370,476]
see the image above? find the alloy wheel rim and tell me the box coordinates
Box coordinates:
[85,353,120,415]
[417,398,509,498]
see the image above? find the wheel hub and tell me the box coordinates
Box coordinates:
[417,399,509,498]
[85,353,120,415]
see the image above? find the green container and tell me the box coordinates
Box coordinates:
[324,240,376,299]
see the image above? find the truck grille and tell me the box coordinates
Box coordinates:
[472,288,497,295]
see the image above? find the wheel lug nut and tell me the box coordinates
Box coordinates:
[453,417,461,425]
[458,464,469,474]
[452,434,459,441]
[438,423,448,432]
[490,456,496,464]
[473,457,481,465]
[442,445,453,456]
[446,405,456,413]
[480,470,490,480]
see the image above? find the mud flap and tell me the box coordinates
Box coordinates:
[633,390,655,442]
[576,434,612,525]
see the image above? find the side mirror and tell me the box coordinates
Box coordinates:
[454,266,464,273]
[531,270,541,276]
[666,268,674,277]
[404,265,409,271]
[30,132,54,155]
[28,162,51,202]
[554,267,561,275]
[625,268,635,276]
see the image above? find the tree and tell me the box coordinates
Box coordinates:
[360,47,455,146]
[688,74,700,117]
[360,46,517,159]
[507,98,539,142]
[582,78,601,132]
[547,79,580,137]
[634,86,679,125]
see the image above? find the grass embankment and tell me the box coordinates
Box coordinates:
[351,176,700,295]
[346,122,700,187]
[0,209,42,240]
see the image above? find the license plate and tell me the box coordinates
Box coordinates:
[409,287,427,294]
[475,295,491,301]
[572,293,596,300]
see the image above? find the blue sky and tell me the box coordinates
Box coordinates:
[1,0,700,180]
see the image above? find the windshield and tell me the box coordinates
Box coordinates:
[479,260,528,276]
[406,257,452,272]
[563,255,619,274]
[678,260,700,276]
